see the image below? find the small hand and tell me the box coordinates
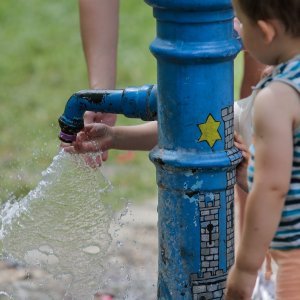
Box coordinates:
[68,123,114,154]
[61,122,114,167]
[84,111,117,162]
[234,133,250,192]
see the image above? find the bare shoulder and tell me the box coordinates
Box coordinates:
[254,81,300,128]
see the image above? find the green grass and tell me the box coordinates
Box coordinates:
[0,0,242,206]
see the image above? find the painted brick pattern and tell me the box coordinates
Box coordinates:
[222,106,234,150]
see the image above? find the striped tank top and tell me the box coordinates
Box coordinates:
[248,55,300,250]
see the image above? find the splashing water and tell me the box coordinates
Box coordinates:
[0,151,115,299]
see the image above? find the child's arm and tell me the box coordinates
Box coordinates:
[226,82,297,299]
[234,133,250,192]
[64,121,158,153]
[107,121,158,151]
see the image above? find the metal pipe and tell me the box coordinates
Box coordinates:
[58,84,157,143]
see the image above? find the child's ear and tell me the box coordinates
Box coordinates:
[257,20,276,44]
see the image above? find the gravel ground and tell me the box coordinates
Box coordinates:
[0,200,158,300]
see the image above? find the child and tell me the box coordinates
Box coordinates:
[225,0,300,299]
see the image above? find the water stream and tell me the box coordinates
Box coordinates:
[0,151,116,299]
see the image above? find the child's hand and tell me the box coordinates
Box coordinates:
[62,123,114,167]
[234,133,250,192]
[225,264,257,300]
[65,123,114,154]
[83,111,116,162]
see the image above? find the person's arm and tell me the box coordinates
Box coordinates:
[64,121,158,153]
[78,0,119,161]
[226,82,296,299]
[234,17,266,98]
[111,121,158,151]
[234,133,250,193]
[240,52,266,98]
[79,0,119,90]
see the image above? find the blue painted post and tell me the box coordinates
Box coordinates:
[145,0,242,298]
[58,0,242,298]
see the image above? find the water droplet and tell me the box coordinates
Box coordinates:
[82,245,100,254]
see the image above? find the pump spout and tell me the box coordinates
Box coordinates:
[58,84,157,143]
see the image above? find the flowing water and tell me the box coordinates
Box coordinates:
[0,151,117,299]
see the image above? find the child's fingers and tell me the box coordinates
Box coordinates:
[75,124,105,142]
[83,111,97,125]
[62,139,99,153]
[234,139,247,151]
[85,123,109,137]
[101,151,109,162]
[75,132,86,143]
[63,145,76,153]
[234,141,247,152]
[234,142,250,162]
[73,141,101,153]
[235,144,250,160]
[234,133,250,156]
[83,123,94,133]
[62,123,111,155]
[234,132,244,143]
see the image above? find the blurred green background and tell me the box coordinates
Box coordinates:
[0,0,243,205]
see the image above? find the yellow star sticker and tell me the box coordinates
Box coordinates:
[198,114,222,148]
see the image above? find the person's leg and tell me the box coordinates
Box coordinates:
[270,248,300,300]
[240,52,266,98]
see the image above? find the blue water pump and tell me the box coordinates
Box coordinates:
[58,0,242,298]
